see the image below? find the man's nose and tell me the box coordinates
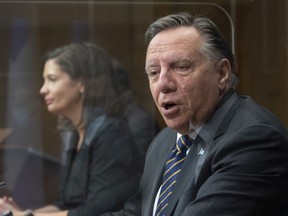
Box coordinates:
[157,70,176,94]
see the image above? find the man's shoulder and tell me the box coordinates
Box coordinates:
[237,95,287,129]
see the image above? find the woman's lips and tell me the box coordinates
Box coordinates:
[45,98,53,106]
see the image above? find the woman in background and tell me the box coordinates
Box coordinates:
[0,42,142,216]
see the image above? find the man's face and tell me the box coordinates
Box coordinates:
[145,26,229,134]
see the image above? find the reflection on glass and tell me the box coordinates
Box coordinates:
[0,1,236,212]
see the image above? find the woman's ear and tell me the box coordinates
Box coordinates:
[79,80,85,94]
[217,58,231,90]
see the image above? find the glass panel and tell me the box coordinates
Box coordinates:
[0,0,287,212]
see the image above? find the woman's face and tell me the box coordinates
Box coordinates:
[40,59,84,119]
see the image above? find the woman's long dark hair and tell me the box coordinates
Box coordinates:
[45,42,123,129]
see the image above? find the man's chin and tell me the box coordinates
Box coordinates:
[165,120,189,134]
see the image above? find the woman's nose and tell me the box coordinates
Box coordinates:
[39,83,47,95]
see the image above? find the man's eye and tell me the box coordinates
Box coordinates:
[147,70,159,78]
[178,65,190,71]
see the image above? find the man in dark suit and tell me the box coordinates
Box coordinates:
[101,12,288,216]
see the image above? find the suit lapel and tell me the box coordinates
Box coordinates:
[58,130,78,190]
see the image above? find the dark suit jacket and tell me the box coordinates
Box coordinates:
[102,91,288,216]
[55,113,142,216]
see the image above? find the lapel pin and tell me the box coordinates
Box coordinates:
[198,148,205,156]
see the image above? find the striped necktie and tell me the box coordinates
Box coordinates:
[155,135,193,216]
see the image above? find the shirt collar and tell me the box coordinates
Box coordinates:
[177,123,203,141]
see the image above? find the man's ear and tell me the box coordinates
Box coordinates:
[217,58,231,90]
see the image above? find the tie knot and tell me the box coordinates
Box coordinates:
[176,135,193,152]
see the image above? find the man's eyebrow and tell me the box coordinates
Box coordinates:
[145,62,158,70]
[169,58,190,65]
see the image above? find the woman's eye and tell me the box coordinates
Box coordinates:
[48,75,57,82]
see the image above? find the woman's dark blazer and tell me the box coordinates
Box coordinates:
[55,113,142,216]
